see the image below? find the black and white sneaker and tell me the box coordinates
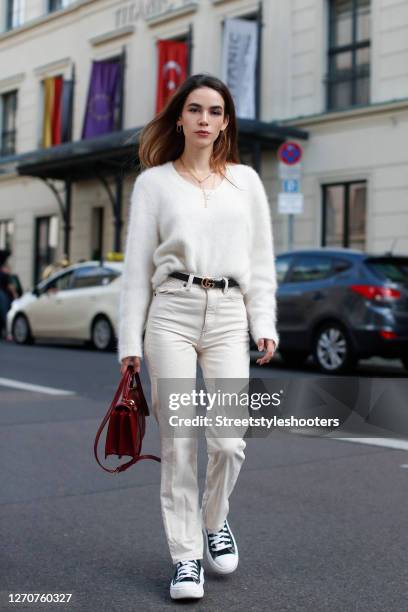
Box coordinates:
[170,559,204,600]
[203,519,239,574]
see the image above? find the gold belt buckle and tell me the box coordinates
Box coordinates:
[201,277,215,289]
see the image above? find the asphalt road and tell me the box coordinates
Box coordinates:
[0,341,407,612]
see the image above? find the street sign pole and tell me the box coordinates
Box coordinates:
[288,214,294,252]
[277,142,304,251]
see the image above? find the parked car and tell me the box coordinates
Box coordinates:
[273,248,408,374]
[7,261,123,351]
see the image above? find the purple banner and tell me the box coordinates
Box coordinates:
[81,59,122,139]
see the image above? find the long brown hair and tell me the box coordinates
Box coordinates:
[138,74,240,177]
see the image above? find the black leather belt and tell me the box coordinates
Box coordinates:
[169,272,239,289]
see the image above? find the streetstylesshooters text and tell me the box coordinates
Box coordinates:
[166,390,341,429]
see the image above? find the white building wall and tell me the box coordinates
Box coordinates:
[289,0,327,119]
[373,0,408,103]
[284,105,408,253]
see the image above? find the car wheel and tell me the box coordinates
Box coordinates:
[312,322,357,374]
[12,314,34,345]
[279,350,309,368]
[92,316,115,351]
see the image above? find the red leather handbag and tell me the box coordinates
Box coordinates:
[94,366,161,474]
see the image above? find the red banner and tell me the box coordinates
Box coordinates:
[155,40,188,114]
[43,76,63,148]
[42,75,74,147]
[51,76,63,146]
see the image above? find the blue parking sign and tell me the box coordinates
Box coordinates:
[283,179,299,193]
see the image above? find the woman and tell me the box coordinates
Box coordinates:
[118,74,279,600]
[0,249,17,339]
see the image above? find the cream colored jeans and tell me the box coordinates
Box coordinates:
[144,273,250,564]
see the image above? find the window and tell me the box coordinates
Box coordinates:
[43,270,74,292]
[332,258,352,274]
[288,255,333,283]
[1,91,18,156]
[90,207,104,261]
[71,266,119,289]
[275,255,293,283]
[365,258,408,284]
[34,215,59,285]
[5,0,24,30]
[322,181,366,249]
[0,220,14,252]
[48,0,71,13]
[327,0,371,110]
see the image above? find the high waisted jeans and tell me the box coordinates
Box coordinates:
[144,273,250,564]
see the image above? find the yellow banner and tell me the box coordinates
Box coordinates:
[42,78,54,148]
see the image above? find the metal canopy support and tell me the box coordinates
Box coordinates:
[97,174,116,210]
[42,179,65,218]
[40,177,72,258]
[96,173,123,253]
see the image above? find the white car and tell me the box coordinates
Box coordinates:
[7,261,123,351]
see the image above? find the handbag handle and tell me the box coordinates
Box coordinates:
[94,367,161,474]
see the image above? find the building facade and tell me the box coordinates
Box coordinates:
[0,0,407,289]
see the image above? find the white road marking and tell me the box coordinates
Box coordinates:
[333,437,408,451]
[0,377,76,396]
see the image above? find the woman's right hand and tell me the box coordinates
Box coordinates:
[120,356,141,377]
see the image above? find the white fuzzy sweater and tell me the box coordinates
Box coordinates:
[118,160,279,362]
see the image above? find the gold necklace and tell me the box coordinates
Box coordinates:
[179,156,215,208]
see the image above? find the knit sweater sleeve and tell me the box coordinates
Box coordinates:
[117,173,159,363]
[244,166,280,350]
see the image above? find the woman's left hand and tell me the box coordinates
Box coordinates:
[256,338,276,366]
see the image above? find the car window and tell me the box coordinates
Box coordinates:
[332,258,352,274]
[103,266,122,279]
[289,255,332,282]
[71,266,120,289]
[275,255,293,283]
[365,258,408,284]
[44,270,74,292]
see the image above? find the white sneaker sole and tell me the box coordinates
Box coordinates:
[203,522,239,575]
[170,567,204,600]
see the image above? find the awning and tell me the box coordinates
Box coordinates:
[0,119,309,259]
[0,119,308,181]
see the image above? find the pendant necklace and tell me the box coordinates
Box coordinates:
[178,156,215,208]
